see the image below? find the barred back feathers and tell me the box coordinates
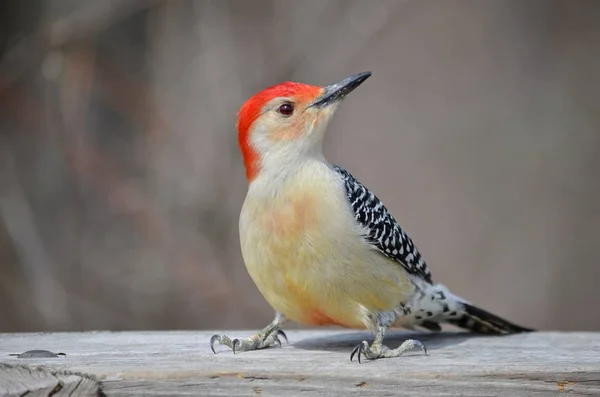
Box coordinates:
[332,164,433,283]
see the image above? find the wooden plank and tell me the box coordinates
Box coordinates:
[0,363,100,396]
[0,330,598,396]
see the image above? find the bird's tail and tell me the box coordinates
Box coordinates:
[448,302,534,334]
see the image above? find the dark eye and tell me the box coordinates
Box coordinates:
[277,103,294,117]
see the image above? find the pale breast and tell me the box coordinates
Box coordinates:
[239,161,413,328]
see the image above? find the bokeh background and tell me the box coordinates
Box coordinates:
[1,0,599,333]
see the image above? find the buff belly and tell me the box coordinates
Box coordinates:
[239,167,414,329]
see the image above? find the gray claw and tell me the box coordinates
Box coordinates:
[210,334,221,354]
[232,339,240,354]
[277,330,288,344]
[350,345,360,362]
[413,339,427,355]
[350,340,368,363]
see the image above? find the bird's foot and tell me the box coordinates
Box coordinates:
[210,328,287,354]
[350,338,427,363]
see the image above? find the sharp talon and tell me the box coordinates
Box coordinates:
[274,336,282,348]
[414,340,427,355]
[277,330,288,344]
[350,341,367,363]
[232,339,240,354]
[359,341,368,364]
[210,334,221,354]
[357,345,363,364]
[350,345,360,362]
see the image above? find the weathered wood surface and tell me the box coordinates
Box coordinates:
[0,330,598,396]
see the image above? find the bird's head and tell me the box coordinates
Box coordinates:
[237,71,371,182]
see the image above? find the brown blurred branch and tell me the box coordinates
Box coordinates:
[0,0,162,92]
[0,139,69,328]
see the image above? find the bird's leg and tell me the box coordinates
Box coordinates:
[210,312,287,354]
[350,312,427,363]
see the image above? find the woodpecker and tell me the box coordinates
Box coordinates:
[211,71,533,362]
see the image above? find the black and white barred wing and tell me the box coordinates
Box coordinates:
[332,164,433,283]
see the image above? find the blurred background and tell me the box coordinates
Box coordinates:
[0,0,599,333]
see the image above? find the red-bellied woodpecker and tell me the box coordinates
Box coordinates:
[210,71,533,362]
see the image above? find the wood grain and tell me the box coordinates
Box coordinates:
[0,330,598,396]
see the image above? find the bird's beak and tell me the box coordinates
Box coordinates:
[308,71,372,108]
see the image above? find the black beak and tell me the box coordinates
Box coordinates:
[308,71,372,108]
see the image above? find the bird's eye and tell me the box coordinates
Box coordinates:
[277,103,294,117]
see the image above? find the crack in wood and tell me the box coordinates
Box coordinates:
[0,363,101,397]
